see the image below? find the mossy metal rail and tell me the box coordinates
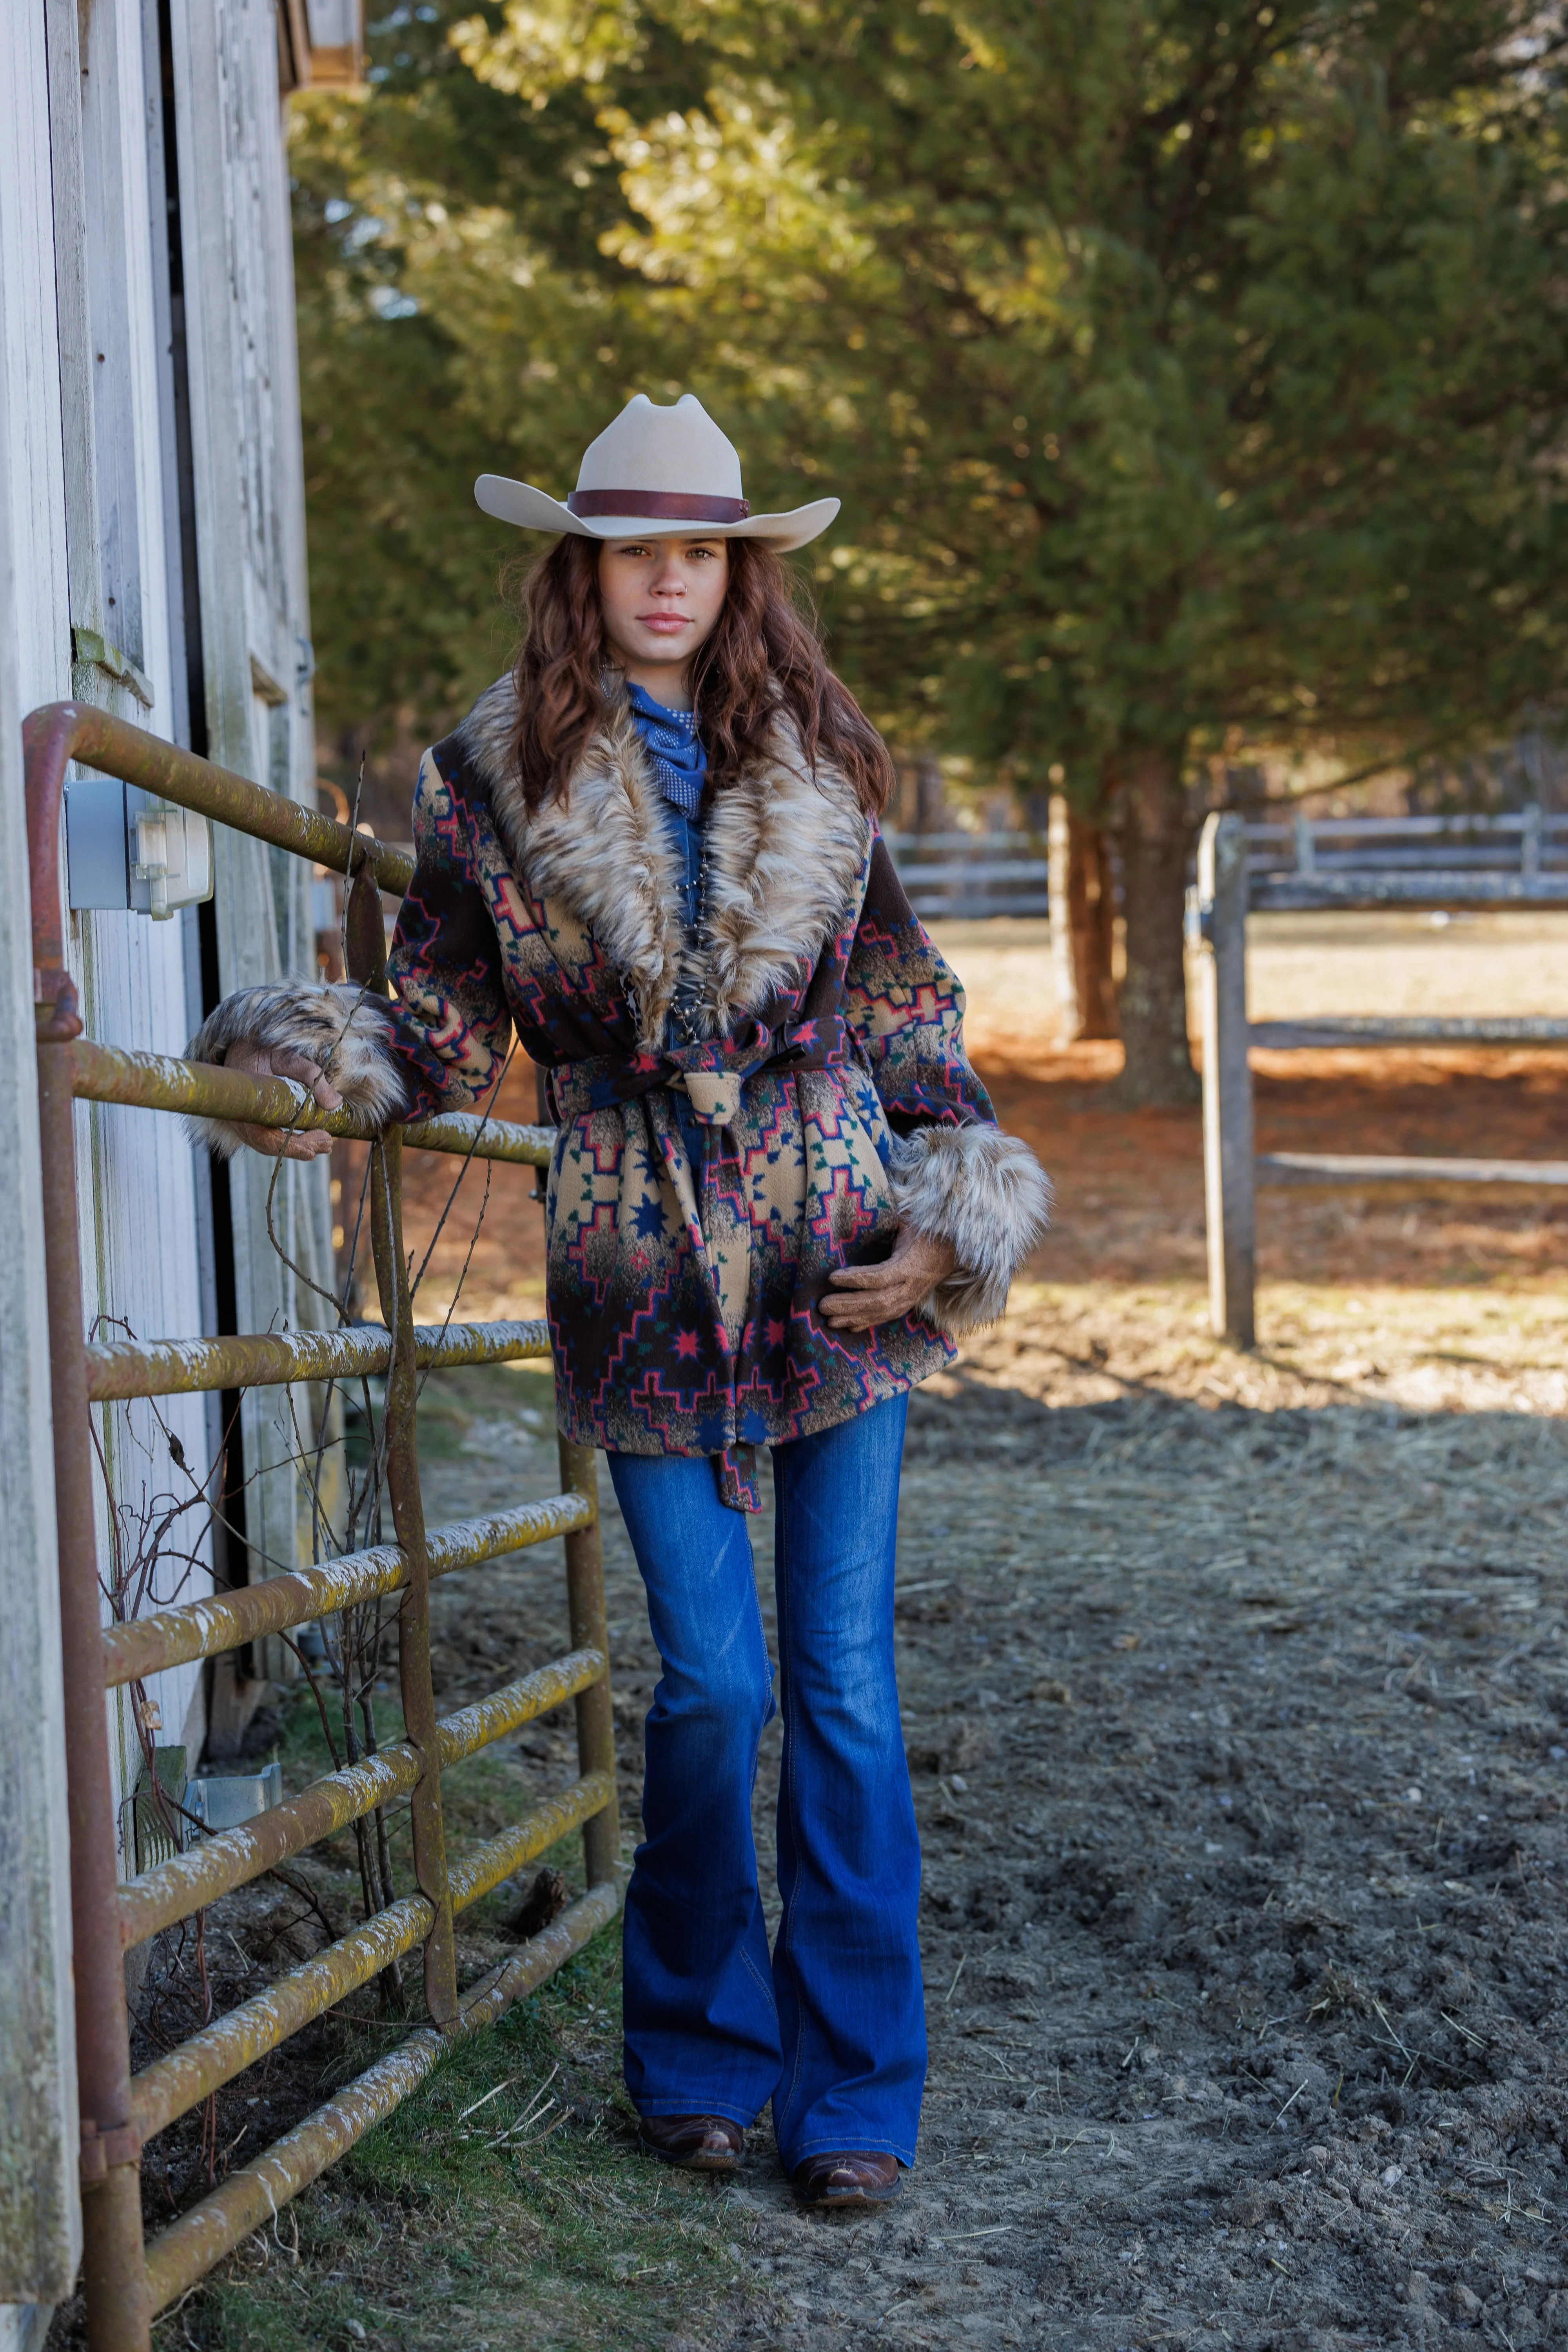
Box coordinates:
[24,702,621,2349]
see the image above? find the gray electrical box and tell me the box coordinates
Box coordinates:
[65,777,214,920]
[185,1759,283,1834]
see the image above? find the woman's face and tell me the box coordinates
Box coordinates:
[597,535,730,706]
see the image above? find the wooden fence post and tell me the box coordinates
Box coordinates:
[1197,813,1256,1347]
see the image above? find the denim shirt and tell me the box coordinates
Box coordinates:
[623,682,711,1174]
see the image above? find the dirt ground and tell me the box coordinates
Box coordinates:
[75,912,1568,2349]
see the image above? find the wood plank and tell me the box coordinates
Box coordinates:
[1250,1016,1568,1049]
[1251,873,1568,912]
[1257,1152,1568,1190]
[169,0,338,1656]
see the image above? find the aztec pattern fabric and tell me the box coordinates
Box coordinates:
[189,679,1050,1488]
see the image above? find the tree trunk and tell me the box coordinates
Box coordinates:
[1047,794,1118,1041]
[1112,745,1199,1105]
[915,755,946,833]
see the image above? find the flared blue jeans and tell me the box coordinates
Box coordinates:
[606,1392,925,2168]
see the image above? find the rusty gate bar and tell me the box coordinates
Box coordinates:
[444,1771,617,1911]
[347,862,460,2029]
[131,1771,614,2145]
[559,1439,622,1887]
[83,1315,551,1400]
[121,1747,421,1949]
[118,1650,606,1946]
[27,701,622,2351]
[67,1034,555,1164]
[371,1120,459,2027]
[131,1898,434,2141]
[35,1041,152,2342]
[24,702,412,1042]
[102,1493,593,1688]
[139,1881,621,2316]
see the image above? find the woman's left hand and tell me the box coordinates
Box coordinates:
[819,1224,958,1332]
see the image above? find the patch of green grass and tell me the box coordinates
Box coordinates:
[157,1931,757,2351]
[406,1362,556,1461]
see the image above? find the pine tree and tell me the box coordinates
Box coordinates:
[294,2,1568,1098]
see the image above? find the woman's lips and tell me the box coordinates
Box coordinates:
[638,612,690,634]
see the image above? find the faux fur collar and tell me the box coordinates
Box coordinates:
[457,674,869,1051]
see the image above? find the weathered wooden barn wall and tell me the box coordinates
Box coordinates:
[0,0,343,2333]
[0,11,80,2332]
[170,0,339,1689]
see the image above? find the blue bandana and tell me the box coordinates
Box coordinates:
[625,681,707,816]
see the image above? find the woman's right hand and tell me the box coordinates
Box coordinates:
[219,1043,342,1160]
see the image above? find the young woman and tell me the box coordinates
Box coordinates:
[192,394,1050,2209]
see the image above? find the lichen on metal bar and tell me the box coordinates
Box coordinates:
[446,1771,615,1913]
[119,1745,423,1949]
[84,1316,551,1401]
[140,1881,621,2316]
[25,701,411,915]
[131,1897,434,2141]
[119,1650,606,1945]
[436,1651,608,1768]
[129,1772,615,2141]
[102,1493,593,1689]
[67,1037,553,1163]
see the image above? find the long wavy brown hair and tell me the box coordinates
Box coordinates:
[508,535,894,815]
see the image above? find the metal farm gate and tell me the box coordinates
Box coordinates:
[26,703,619,2347]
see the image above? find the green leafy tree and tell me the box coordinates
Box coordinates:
[295,2,1568,1099]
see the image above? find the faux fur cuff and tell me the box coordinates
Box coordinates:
[887,1123,1052,1334]
[184,983,407,1158]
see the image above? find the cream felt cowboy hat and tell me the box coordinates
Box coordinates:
[474,393,839,552]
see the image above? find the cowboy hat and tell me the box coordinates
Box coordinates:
[475,393,839,552]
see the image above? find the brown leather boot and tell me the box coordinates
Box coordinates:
[792,2151,902,2209]
[638,2114,746,2172]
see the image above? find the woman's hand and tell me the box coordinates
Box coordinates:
[218,1043,342,1160]
[819,1223,958,1332]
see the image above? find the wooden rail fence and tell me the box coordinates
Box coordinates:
[1189,809,1568,1347]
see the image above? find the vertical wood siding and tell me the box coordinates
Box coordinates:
[0,4,86,2319]
[0,0,342,2318]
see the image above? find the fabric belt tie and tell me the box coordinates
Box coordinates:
[543,1015,854,1519]
[545,1014,852,1129]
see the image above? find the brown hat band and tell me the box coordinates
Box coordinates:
[566,488,751,523]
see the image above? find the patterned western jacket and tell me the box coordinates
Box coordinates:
[191,678,1051,1503]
